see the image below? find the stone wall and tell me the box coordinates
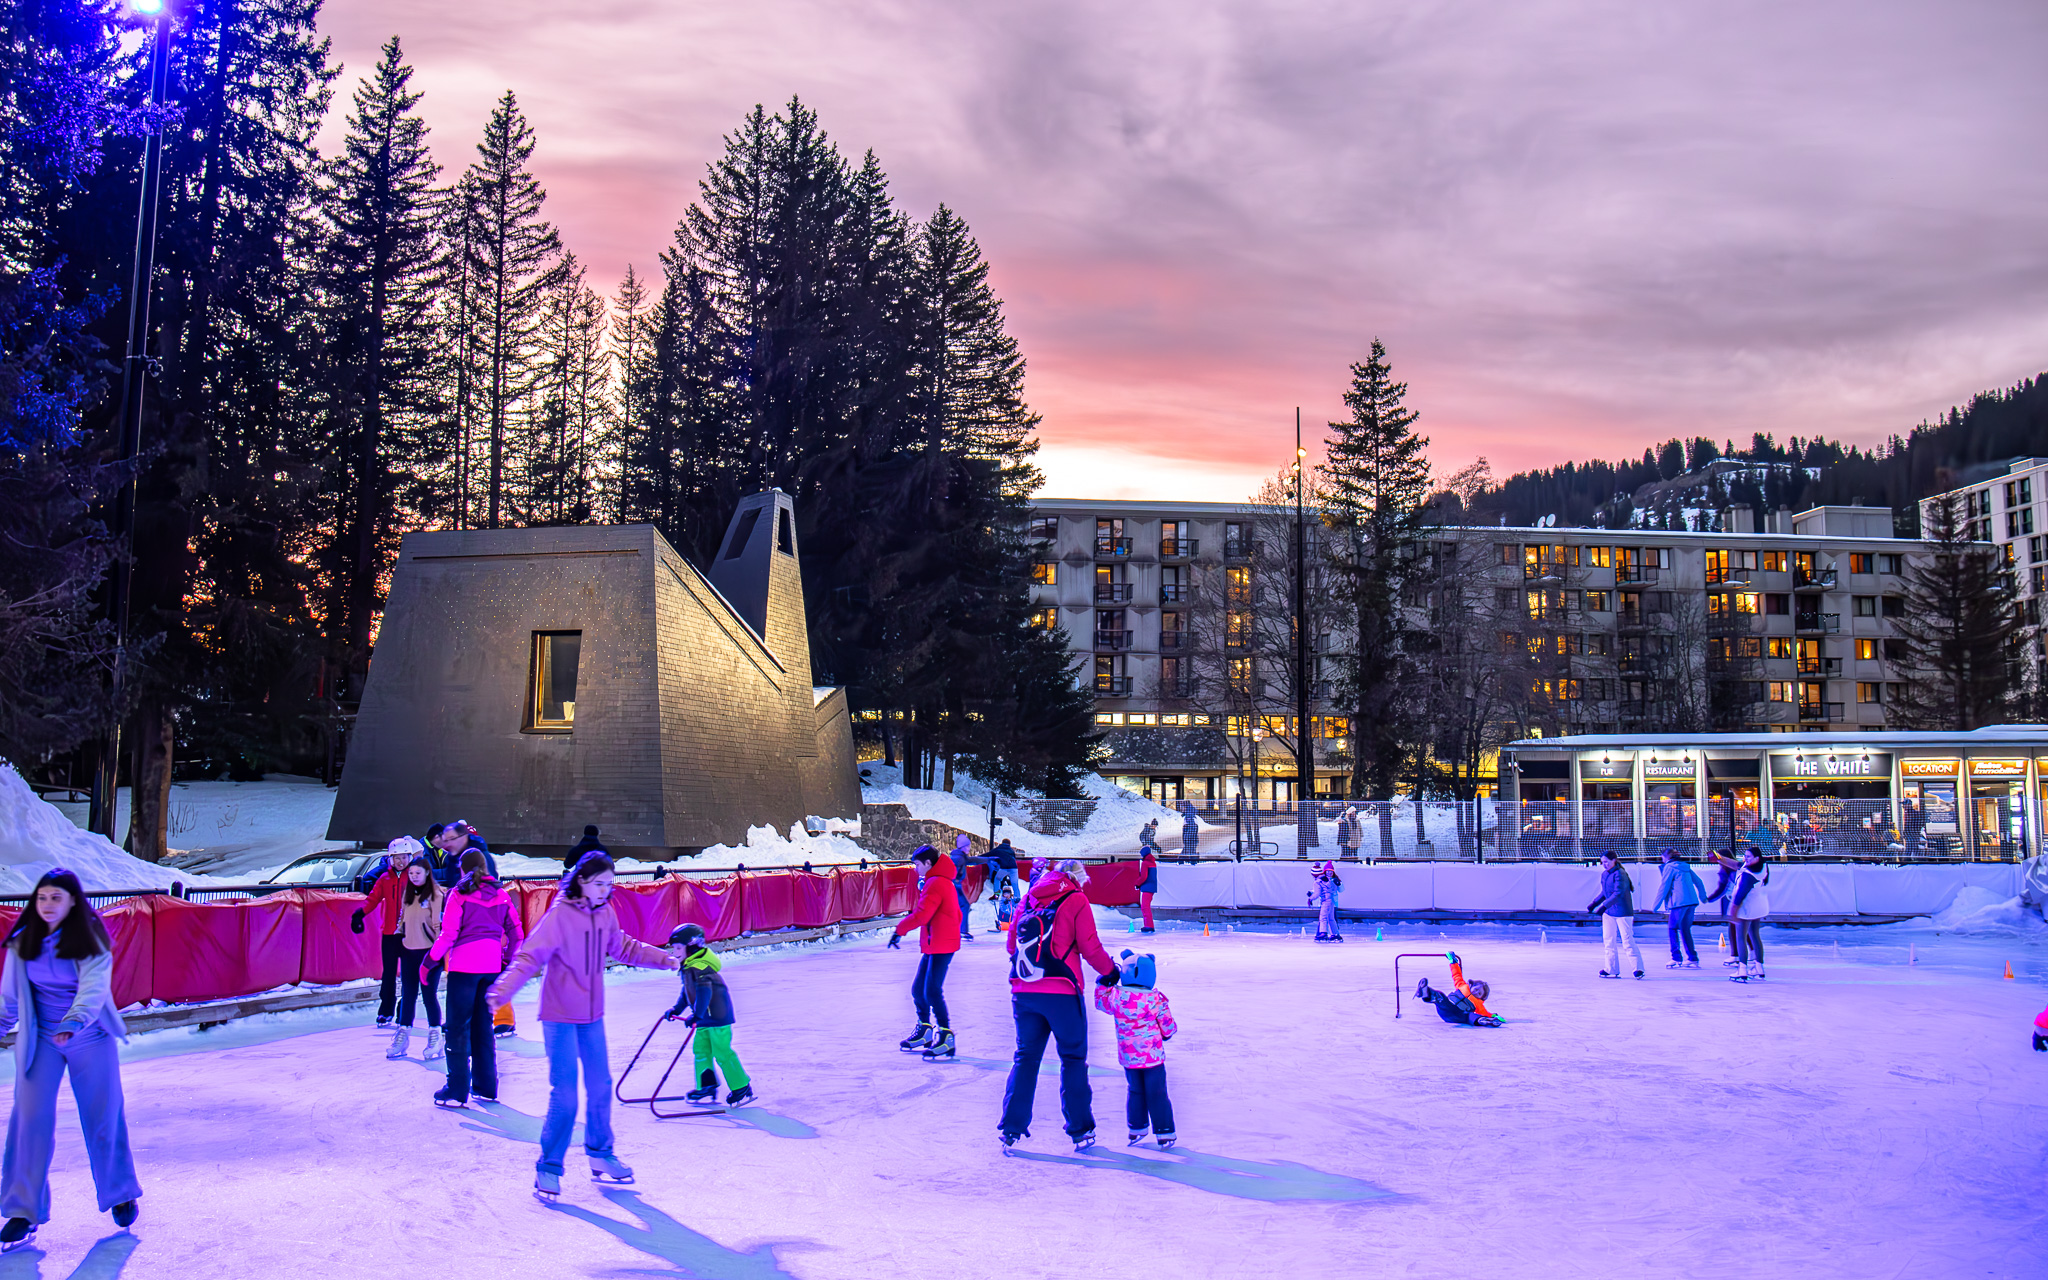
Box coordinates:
[859,804,989,862]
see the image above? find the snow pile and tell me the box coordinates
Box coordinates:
[1926,885,2048,933]
[53,776,341,881]
[861,763,1182,858]
[0,763,226,894]
[690,822,869,870]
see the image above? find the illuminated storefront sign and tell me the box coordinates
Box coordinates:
[1769,752,1890,780]
[1901,758,1961,777]
[1967,758,2026,777]
[1642,760,1697,780]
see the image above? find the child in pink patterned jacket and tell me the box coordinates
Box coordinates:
[1094,947,1179,1148]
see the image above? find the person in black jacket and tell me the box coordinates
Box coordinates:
[984,838,1021,904]
[564,825,605,870]
[664,924,753,1107]
[1587,851,1643,979]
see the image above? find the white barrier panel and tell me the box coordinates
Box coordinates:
[1851,865,2020,916]
[1150,862,1239,910]
[1533,864,1603,912]
[1433,863,1535,911]
[1344,864,1435,910]
[1231,863,1321,909]
[1765,865,1857,916]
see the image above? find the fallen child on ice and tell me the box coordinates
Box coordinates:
[1413,952,1503,1027]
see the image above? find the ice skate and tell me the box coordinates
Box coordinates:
[424,1028,445,1061]
[685,1069,720,1105]
[375,1014,393,1029]
[1414,977,1432,1000]
[1665,961,1685,969]
[1752,966,1766,981]
[433,1087,468,1109]
[1128,1129,1150,1146]
[1140,927,1156,934]
[725,1084,757,1108]
[1156,1133,1177,1150]
[1598,970,1622,979]
[534,1170,561,1202]
[0,1218,34,1253]
[1683,961,1700,969]
[493,1024,514,1039]
[112,1200,137,1229]
[1730,962,1755,984]
[386,1027,410,1060]
[2033,1032,2047,1052]
[999,1130,1025,1154]
[1072,1131,1097,1153]
[589,1154,635,1185]
[898,1022,933,1052]
[922,1028,956,1061]
[1634,970,1644,979]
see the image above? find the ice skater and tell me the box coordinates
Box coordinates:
[2034,1002,2047,1052]
[1709,848,1771,982]
[1094,948,1178,1148]
[984,837,1022,917]
[1000,859,1119,1153]
[1587,851,1643,979]
[1413,951,1502,1026]
[888,846,962,1059]
[425,849,523,1108]
[0,870,141,1252]
[353,835,424,1029]
[391,855,448,1060]
[1179,801,1201,859]
[1137,843,1159,934]
[489,852,677,1201]
[1310,861,1343,942]
[952,835,976,943]
[663,924,755,1106]
[1653,849,1706,970]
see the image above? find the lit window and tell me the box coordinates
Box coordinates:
[1030,562,1056,585]
[527,632,582,731]
[1856,638,1877,660]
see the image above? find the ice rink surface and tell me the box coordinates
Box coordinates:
[3,916,2044,1280]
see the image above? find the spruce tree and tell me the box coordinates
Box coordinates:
[527,253,609,525]
[1892,494,2017,729]
[455,91,563,528]
[310,34,441,675]
[1318,338,1431,801]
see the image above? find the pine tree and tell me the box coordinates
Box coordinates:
[310,34,441,676]
[455,90,563,528]
[603,263,649,524]
[527,252,608,524]
[1318,338,1431,801]
[1891,494,2017,729]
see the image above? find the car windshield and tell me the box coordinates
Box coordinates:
[273,858,353,885]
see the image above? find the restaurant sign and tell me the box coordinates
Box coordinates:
[1642,760,1698,780]
[1769,752,1891,780]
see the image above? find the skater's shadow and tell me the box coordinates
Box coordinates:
[1006,1146,1399,1204]
[0,1232,139,1279]
[714,1110,818,1140]
[953,1055,1117,1080]
[548,1187,805,1279]
[458,1100,578,1148]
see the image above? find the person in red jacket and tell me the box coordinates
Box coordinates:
[1000,858,1118,1153]
[888,846,961,1060]
[353,836,424,1030]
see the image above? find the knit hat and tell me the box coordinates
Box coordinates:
[1115,947,1156,989]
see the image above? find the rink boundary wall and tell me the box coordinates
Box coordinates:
[20,860,1146,1012]
[1148,861,2023,917]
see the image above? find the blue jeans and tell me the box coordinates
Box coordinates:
[987,867,1020,903]
[1001,992,1094,1138]
[1667,904,1699,962]
[2,1029,141,1222]
[538,1020,615,1175]
[956,883,973,938]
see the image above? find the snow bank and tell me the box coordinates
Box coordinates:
[861,763,1185,859]
[1926,885,2048,933]
[0,763,224,895]
[53,775,341,880]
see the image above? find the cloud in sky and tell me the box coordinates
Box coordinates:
[320,0,2048,502]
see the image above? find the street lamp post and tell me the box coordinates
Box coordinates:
[1293,409,1313,851]
[90,0,174,842]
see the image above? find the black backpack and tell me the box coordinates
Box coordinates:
[1010,891,1078,986]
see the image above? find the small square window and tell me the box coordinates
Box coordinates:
[1856,638,1877,660]
[527,632,582,732]
[1853,596,1876,617]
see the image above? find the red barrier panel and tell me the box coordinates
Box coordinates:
[1081,862,1144,906]
[790,872,840,928]
[152,896,304,1004]
[608,879,680,947]
[298,889,381,985]
[837,869,882,920]
[879,866,918,914]
[678,876,746,942]
[101,898,156,1009]
[960,863,986,904]
[742,872,796,933]
[514,881,556,937]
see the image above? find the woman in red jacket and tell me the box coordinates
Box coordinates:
[888,847,961,1060]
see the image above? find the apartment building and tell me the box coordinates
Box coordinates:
[1029,498,1934,801]
[1924,457,2048,660]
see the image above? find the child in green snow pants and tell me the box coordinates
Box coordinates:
[692,1025,750,1089]
[665,924,753,1101]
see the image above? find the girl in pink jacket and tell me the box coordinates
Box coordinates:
[424,850,523,1109]
[1093,948,1179,1148]
[488,853,677,1201]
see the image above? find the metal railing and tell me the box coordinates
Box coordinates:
[1160,583,1189,603]
[1095,537,1132,558]
[1795,657,1841,675]
[1094,629,1133,651]
[1794,568,1837,590]
[1094,676,1133,696]
[1223,539,1250,560]
[1798,700,1846,722]
[1794,614,1840,633]
[1094,583,1134,603]
[1617,565,1660,586]
[1159,538,1199,558]
[1159,629,1188,650]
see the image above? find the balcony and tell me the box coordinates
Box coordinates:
[1224,633,1252,651]
[1795,657,1841,676]
[1793,568,1836,591]
[1524,563,1566,583]
[1158,680,1192,698]
[1617,607,1648,629]
[1094,583,1133,604]
[1798,700,1845,722]
[1159,538,1199,559]
[1617,564,1660,587]
[1094,629,1133,651]
[1159,629,1188,651]
[1094,676,1133,697]
[1223,538,1250,560]
[1617,653,1654,674]
[1794,613,1840,634]
[1095,537,1132,559]
[1705,566,1753,585]
[1160,582,1189,604]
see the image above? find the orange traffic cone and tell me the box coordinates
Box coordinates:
[2005,961,2015,980]
[1203,922,1211,938]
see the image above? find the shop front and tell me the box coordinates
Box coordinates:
[1767,750,1893,857]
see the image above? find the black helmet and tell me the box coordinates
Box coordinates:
[668,923,707,949]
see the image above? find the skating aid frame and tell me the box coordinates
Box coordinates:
[616,1016,728,1118]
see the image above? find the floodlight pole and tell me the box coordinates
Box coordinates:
[90,6,174,841]
[1294,409,1313,844]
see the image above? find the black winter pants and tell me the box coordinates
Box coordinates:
[375,933,405,1020]
[1000,992,1093,1139]
[912,953,953,1027]
[1124,1065,1175,1136]
[442,971,499,1101]
[397,945,442,1028]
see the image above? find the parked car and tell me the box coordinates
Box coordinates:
[262,850,379,892]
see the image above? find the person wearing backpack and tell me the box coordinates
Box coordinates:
[888,847,962,1060]
[1587,850,1643,979]
[1000,859,1119,1154]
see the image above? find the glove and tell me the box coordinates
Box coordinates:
[1097,970,1121,987]
[684,1014,698,1028]
[664,1007,684,1022]
[886,934,902,950]
[1446,950,1460,966]
[350,909,365,935]
[418,964,432,986]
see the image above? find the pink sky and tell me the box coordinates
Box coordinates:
[319,0,2048,502]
